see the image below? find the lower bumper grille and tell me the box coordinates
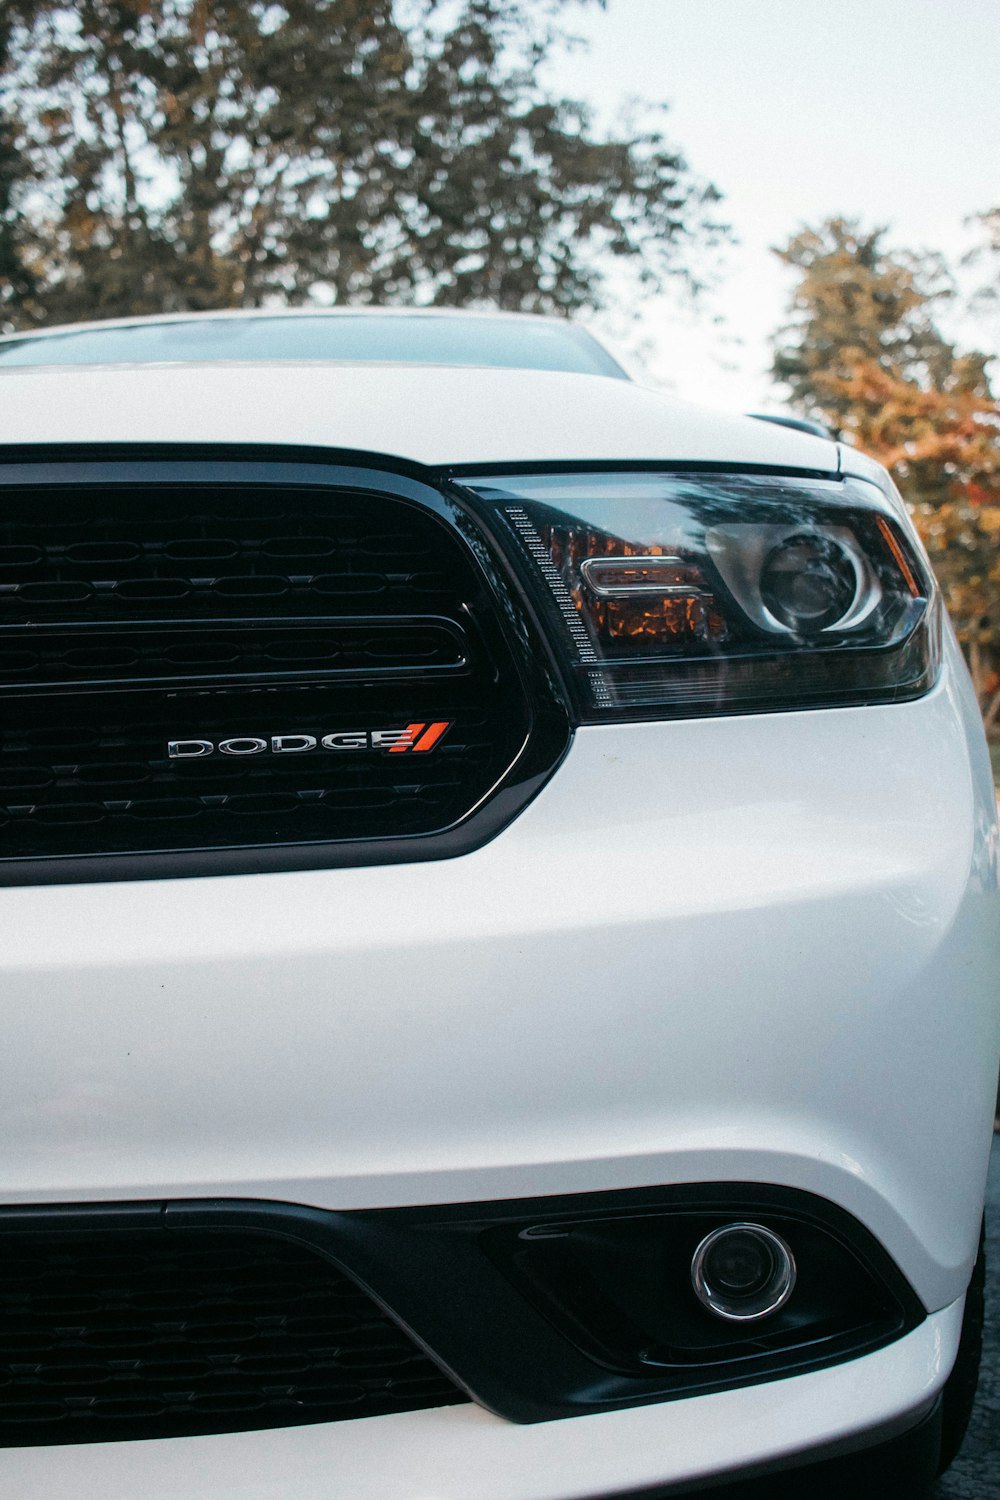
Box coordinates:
[0,1187,924,1438]
[0,1223,467,1446]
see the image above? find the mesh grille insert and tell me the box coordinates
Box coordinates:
[0,1225,468,1445]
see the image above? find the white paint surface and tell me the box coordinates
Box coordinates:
[0,360,838,469]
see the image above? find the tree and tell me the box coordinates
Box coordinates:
[967,205,1000,326]
[772,218,1000,705]
[0,4,41,323]
[772,218,957,431]
[0,0,724,328]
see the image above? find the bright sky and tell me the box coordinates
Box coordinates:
[556,0,1000,413]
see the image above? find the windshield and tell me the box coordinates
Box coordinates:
[0,313,628,379]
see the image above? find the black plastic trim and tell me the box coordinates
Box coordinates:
[0,446,844,485]
[440,458,843,481]
[0,1184,925,1426]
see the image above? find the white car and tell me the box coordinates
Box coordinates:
[0,308,995,1499]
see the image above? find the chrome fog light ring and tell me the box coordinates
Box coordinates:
[691,1222,796,1322]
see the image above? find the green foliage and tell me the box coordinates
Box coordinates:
[0,0,724,327]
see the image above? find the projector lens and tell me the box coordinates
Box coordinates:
[691,1223,796,1322]
[759,533,859,633]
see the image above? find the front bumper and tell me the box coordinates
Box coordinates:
[0,636,996,1492]
[0,1301,961,1500]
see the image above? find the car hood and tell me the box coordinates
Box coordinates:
[0,361,840,472]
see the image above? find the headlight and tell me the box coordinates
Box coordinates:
[458,470,938,720]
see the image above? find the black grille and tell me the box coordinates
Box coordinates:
[0,461,553,880]
[0,1224,467,1446]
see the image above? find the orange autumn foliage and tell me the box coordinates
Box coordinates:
[773,219,1000,695]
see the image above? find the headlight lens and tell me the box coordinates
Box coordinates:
[459,470,939,720]
[758,534,861,632]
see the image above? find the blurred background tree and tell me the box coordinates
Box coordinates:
[967,205,1000,320]
[0,0,723,329]
[773,216,1000,716]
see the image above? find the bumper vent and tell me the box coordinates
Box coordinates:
[0,458,564,882]
[0,1222,467,1446]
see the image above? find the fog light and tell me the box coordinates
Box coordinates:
[691,1223,796,1322]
